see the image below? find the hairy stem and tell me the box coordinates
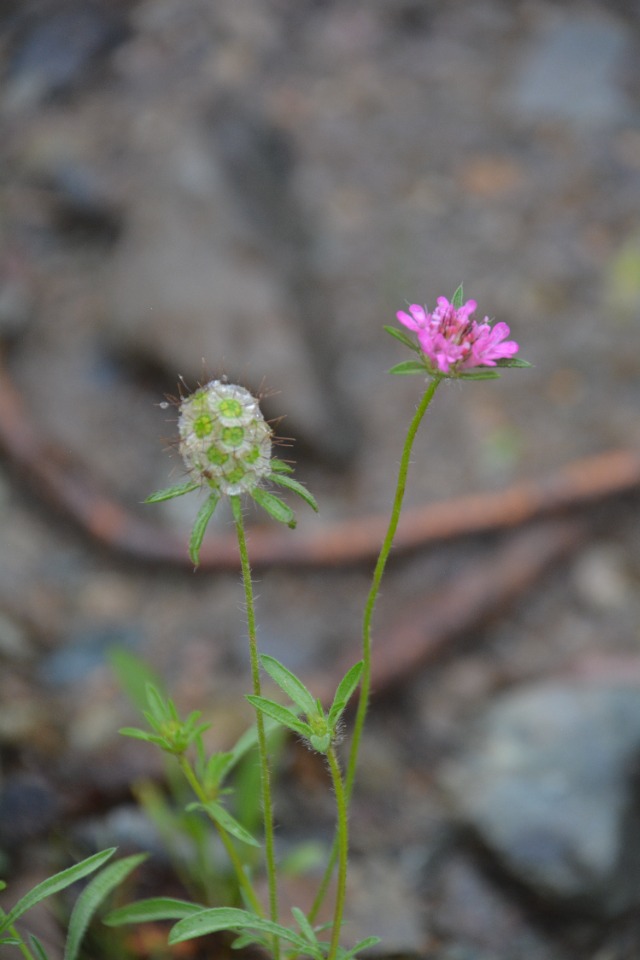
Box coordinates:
[177,755,263,916]
[309,377,442,923]
[326,747,348,960]
[231,495,280,960]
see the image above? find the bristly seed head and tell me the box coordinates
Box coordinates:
[178,380,272,496]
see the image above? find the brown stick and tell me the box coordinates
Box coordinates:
[0,355,638,570]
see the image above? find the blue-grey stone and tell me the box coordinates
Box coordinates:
[443,683,640,916]
[507,14,633,126]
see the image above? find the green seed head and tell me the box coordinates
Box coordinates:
[178,380,272,495]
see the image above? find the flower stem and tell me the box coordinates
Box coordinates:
[308,376,442,923]
[326,746,348,960]
[177,755,264,916]
[230,495,280,960]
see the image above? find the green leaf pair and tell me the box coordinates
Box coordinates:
[145,455,318,566]
[106,901,380,959]
[1,849,145,960]
[247,656,363,755]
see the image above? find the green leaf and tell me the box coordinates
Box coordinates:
[246,696,311,739]
[104,897,205,926]
[168,907,319,955]
[109,648,165,713]
[494,357,532,368]
[144,683,170,727]
[291,906,319,945]
[0,881,6,891]
[250,488,296,528]
[455,369,501,380]
[117,727,165,747]
[280,841,326,877]
[309,733,331,753]
[65,853,147,960]
[388,360,428,376]
[30,937,51,960]
[0,849,116,932]
[452,283,464,308]
[187,801,261,848]
[145,481,200,504]
[383,325,420,351]
[269,458,294,474]
[203,751,234,787]
[220,715,281,781]
[339,935,382,960]
[189,493,219,566]
[260,655,317,715]
[268,474,319,513]
[328,661,363,728]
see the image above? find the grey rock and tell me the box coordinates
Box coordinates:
[443,683,640,916]
[108,114,358,463]
[344,857,424,954]
[38,624,139,686]
[507,12,633,127]
[0,775,60,854]
[6,1,129,109]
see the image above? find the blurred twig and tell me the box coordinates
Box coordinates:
[0,353,638,570]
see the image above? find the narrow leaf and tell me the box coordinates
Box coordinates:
[291,906,319,945]
[109,648,165,712]
[260,655,317,715]
[383,325,420,351]
[269,458,294,474]
[268,474,319,513]
[221,715,281,780]
[1,849,115,932]
[340,935,382,960]
[309,733,331,754]
[188,801,261,848]
[250,488,295,528]
[328,661,363,727]
[144,481,200,503]
[65,854,147,960]
[105,897,205,926]
[456,369,501,380]
[388,360,428,376]
[29,936,51,960]
[145,683,169,725]
[494,357,532,368]
[117,728,164,746]
[169,907,318,955]
[189,493,219,566]
[246,696,311,738]
[452,283,464,308]
[204,751,234,787]
[231,932,265,950]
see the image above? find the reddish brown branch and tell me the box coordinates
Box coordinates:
[0,355,638,570]
[309,519,586,708]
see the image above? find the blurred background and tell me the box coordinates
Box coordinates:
[2,1,640,957]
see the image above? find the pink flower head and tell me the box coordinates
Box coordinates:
[396,295,519,375]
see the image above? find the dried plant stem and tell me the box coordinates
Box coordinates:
[231,495,280,960]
